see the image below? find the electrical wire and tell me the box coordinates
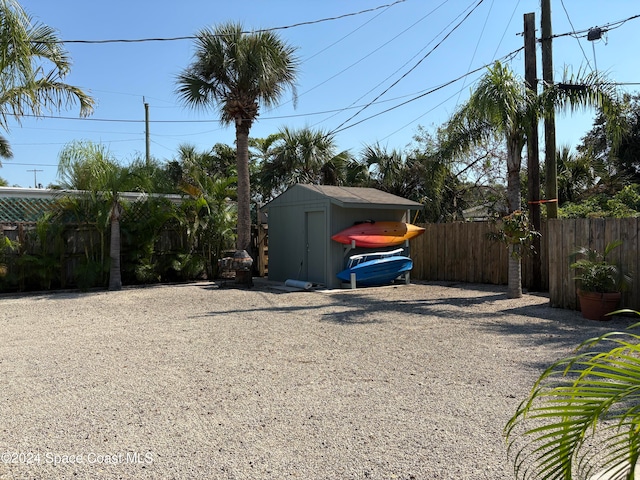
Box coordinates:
[455,0,495,107]
[306,0,450,127]
[55,1,407,44]
[328,0,486,136]
[302,1,397,63]
[330,46,523,136]
[559,0,593,70]
[272,1,422,106]
[491,0,521,60]
[25,46,640,136]
[554,13,640,40]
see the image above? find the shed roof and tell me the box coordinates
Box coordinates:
[267,184,423,210]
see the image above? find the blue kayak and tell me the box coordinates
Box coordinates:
[337,254,413,286]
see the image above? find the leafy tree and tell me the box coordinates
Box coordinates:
[578,93,640,187]
[176,22,299,256]
[0,0,94,161]
[259,126,351,200]
[560,185,640,218]
[0,176,7,186]
[166,143,237,196]
[410,127,504,222]
[57,141,139,290]
[250,133,284,203]
[441,62,622,298]
[127,156,178,194]
[556,145,597,205]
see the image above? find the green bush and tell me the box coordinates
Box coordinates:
[559,186,640,218]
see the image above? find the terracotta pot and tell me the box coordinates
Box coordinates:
[577,290,622,321]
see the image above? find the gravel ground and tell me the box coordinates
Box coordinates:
[0,279,633,480]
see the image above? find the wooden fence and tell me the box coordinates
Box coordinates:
[411,218,639,312]
[1,221,188,291]
[547,218,639,311]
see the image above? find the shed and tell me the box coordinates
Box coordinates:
[265,184,423,288]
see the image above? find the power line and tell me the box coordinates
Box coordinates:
[559,0,593,70]
[491,0,521,60]
[17,73,638,131]
[455,0,495,107]
[302,1,400,63]
[306,0,450,127]
[553,13,640,40]
[330,47,524,136]
[55,1,407,44]
[328,0,487,136]
[1,162,59,167]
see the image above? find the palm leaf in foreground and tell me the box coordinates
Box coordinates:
[506,318,640,480]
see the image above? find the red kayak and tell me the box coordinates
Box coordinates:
[331,221,425,248]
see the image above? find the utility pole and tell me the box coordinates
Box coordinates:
[144,98,150,167]
[27,169,43,188]
[524,12,542,291]
[541,0,558,218]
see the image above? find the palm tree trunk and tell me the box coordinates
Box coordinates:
[108,201,122,291]
[235,120,252,254]
[507,139,523,298]
[508,244,522,298]
[506,138,522,212]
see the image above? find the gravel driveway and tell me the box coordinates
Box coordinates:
[0,280,632,479]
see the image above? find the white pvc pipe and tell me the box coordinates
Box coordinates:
[284,279,312,290]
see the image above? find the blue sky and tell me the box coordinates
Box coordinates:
[2,0,639,188]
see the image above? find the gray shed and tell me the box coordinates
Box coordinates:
[265,184,423,289]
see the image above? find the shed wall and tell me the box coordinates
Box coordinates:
[266,184,419,289]
[267,199,329,284]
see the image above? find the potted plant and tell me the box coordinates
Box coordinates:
[570,240,631,320]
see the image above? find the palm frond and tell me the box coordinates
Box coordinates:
[507,324,640,480]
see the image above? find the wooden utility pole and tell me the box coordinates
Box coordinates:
[541,0,558,218]
[27,169,43,188]
[524,12,542,291]
[144,100,150,166]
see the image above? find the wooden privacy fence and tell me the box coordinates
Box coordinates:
[547,218,639,312]
[410,218,639,312]
[411,221,548,291]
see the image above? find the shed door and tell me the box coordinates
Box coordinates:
[305,210,325,285]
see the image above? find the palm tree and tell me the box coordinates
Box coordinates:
[176,22,299,255]
[441,62,622,298]
[250,132,284,203]
[362,144,442,212]
[57,141,138,291]
[261,126,350,195]
[556,145,596,204]
[0,0,94,161]
[506,311,640,480]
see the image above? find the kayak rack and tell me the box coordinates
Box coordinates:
[342,239,357,257]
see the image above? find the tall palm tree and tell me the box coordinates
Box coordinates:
[57,141,138,291]
[442,62,622,298]
[0,0,94,161]
[176,22,299,255]
[261,126,350,194]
